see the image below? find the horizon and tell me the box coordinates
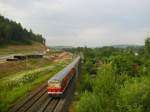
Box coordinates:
[0,0,150,47]
[48,44,144,48]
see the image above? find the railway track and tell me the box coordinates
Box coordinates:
[10,76,76,112]
[10,56,81,112]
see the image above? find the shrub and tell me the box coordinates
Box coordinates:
[111,54,141,77]
[79,73,93,92]
[76,64,120,112]
[76,92,103,112]
[117,75,150,112]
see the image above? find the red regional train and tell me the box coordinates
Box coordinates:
[47,56,80,97]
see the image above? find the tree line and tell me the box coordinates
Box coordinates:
[64,37,150,112]
[0,15,45,46]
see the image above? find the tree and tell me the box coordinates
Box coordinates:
[0,15,45,45]
[144,37,150,58]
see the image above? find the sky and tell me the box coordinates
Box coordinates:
[0,0,150,47]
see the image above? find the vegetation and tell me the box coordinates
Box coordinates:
[0,15,45,46]
[0,58,52,78]
[69,38,150,112]
[0,59,71,112]
[0,42,46,56]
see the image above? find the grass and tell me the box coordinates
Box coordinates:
[0,58,53,78]
[0,59,71,112]
[0,42,46,56]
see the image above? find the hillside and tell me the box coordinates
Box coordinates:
[0,42,46,56]
[0,15,45,46]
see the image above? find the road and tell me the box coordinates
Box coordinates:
[0,54,17,63]
[0,52,44,63]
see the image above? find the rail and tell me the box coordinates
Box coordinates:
[10,56,81,112]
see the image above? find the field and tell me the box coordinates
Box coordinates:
[0,42,46,56]
[68,38,150,112]
[0,51,72,112]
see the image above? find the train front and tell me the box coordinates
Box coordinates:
[47,80,64,96]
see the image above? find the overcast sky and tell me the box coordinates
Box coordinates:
[0,0,150,47]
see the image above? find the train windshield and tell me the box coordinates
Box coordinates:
[48,80,60,88]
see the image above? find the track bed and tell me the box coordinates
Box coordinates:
[10,77,76,112]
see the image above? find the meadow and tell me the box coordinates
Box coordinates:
[0,58,71,112]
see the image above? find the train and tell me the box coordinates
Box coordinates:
[47,56,81,97]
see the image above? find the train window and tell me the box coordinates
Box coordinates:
[48,80,61,88]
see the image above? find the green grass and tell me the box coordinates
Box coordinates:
[0,42,45,56]
[0,60,70,112]
[0,58,55,78]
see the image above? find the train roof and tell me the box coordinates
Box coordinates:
[48,56,80,83]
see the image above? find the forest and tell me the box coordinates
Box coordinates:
[0,15,45,46]
[66,38,150,112]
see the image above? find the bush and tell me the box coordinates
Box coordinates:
[111,54,141,77]
[93,64,121,111]
[76,92,103,112]
[117,75,150,112]
[84,59,97,75]
[79,73,93,92]
[76,64,121,112]
[74,46,150,112]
